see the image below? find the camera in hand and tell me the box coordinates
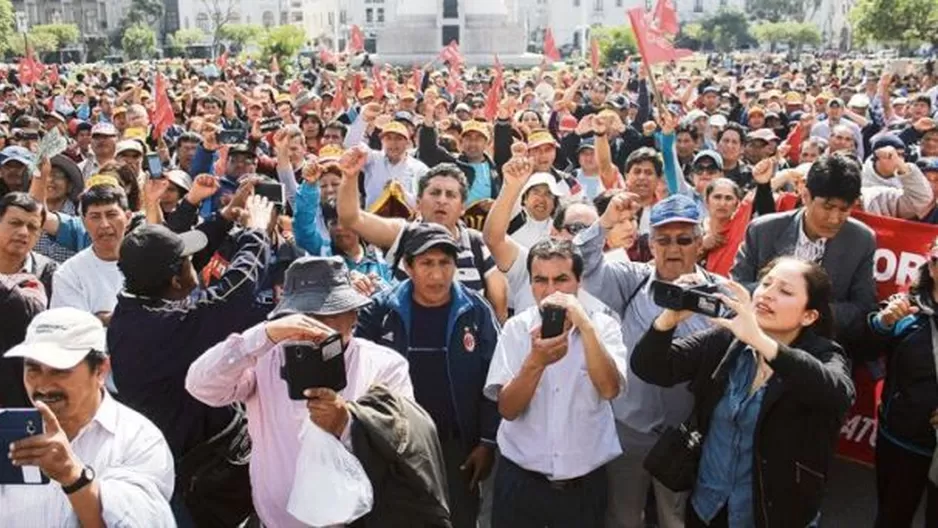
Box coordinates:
[651,280,724,318]
[259,117,284,134]
[280,334,347,399]
[540,304,566,338]
[217,129,246,145]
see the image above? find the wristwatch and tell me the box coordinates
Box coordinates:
[62,465,95,495]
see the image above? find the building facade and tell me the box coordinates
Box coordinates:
[12,0,119,38]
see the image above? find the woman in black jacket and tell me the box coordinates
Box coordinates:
[868,240,938,527]
[631,257,854,528]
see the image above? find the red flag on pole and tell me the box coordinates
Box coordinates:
[372,64,385,100]
[18,41,41,85]
[590,38,600,72]
[627,7,692,65]
[543,28,561,62]
[333,79,347,111]
[349,25,365,53]
[151,73,175,139]
[216,49,229,69]
[352,72,363,97]
[439,41,464,69]
[446,63,465,95]
[652,0,680,36]
[483,55,504,121]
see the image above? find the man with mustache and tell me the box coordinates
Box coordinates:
[50,185,131,326]
[1,307,175,527]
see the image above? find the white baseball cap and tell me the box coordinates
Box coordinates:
[4,308,106,369]
[522,172,562,197]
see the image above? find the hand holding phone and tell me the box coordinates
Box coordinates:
[540,304,566,339]
[0,408,50,485]
[281,334,348,400]
[145,152,164,179]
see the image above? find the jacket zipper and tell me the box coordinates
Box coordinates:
[756,448,769,527]
[444,304,474,443]
[795,461,825,481]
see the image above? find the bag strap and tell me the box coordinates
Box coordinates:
[468,230,487,287]
[623,273,652,312]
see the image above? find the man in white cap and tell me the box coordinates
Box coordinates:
[1,307,175,527]
[79,123,118,180]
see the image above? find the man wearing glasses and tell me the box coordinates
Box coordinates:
[573,192,726,528]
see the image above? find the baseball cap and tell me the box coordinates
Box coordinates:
[0,146,35,167]
[165,170,193,192]
[119,224,209,291]
[527,129,559,149]
[649,194,701,228]
[871,133,905,153]
[380,121,410,139]
[4,307,107,370]
[115,139,144,156]
[455,102,472,113]
[692,150,724,171]
[577,137,596,152]
[848,94,871,108]
[709,114,728,128]
[402,223,460,258]
[318,144,344,164]
[521,172,561,197]
[461,120,490,140]
[916,157,938,172]
[748,106,766,117]
[228,144,257,158]
[828,97,844,108]
[394,111,417,126]
[748,128,779,143]
[91,122,118,137]
[559,114,578,132]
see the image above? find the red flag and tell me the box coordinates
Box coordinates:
[411,66,423,90]
[446,63,465,95]
[590,38,600,71]
[216,49,229,69]
[661,79,676,99]
[17,42,41,85]
[48,64,59,86]
[349,25,365,53]
[652,0,680,36]
[543,28,561,62]
[352,72,363,97]
[628,8,692,65]
[439,41,464,69]
[372,64,385,100]
[332,79,347,111]
[151,73,175,139]
[270,55,280,73]
[483,55,504,121]
[319,46,337,64]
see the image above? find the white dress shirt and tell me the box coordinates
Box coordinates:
[0,392,175,527]
[510,217,552,249]
[484,303,628,480]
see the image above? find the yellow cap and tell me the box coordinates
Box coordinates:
[85,173,122,190]
[380,121,410,139]
[461,120,491,140]
[527,129,558,149]
[357,88,374,99]
[318,144,344,163]
[784,91,803,104]
[275,93,293,105]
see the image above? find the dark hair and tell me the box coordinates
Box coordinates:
[403,242,458,267]
[300,112,324,137]
[0,192,46,226]
[625,147,663,177]
[593,189,620,216]
[200,96,222,108]
[758,257,834,338]
[526,239,585,281]
[417,163,468,202]
[79,185,129,216]
[321,198,338,224]
[551,197,596,232]
[704,177,743,200]
[324,121,348,138]
[717,122,747,144]
[518,110,544,127]
[910,238,938,299]
[176,132,201,146]
[805,153,862,204]
[675,123,698,142]
[85,349,109,372]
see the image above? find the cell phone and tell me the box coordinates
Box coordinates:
[145,152,163,179]
[540,304,566,339]
[217,129,246,145]
[259,117,284,134]
[280,335,347,399]
[254,181,284,205]
[0,409,50,485]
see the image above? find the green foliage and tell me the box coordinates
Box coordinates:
[217,23,264,51]
[0,0,15,54]
[259,24,306,65]
[698,9,756,52]
[121,23,157,60]
[9,31,57,55]
[126,0,163,26]
[168,28,207,50]
[31,23,81,47]
[676,22,704,50]
[752,21,821,51]
[747,0,811,22]
[591,25,637,65]
[851,0,938,47]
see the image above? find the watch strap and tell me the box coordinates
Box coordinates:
[62,466,94,495]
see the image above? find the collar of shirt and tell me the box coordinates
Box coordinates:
[795,215,827,261]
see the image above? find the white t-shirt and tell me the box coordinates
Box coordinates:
[510,218,552,249]
[50,247,124,314]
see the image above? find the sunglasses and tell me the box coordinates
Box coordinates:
[563,222,590,235]
[653,235,697,246]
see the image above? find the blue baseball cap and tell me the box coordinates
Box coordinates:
[0,146,35,167]
[650,194,701,228]
[577,138,596,152]
[916,157,938,172]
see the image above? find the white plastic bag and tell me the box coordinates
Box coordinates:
[287,420,374,527]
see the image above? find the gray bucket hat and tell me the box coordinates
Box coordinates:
[268,256,372,318]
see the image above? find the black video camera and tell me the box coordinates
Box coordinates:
[651,280,724,318]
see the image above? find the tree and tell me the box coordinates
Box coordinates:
[591,25,637,65]
[31,23,80,48]
[125,0,163,26]
[676,22,704,50]
[217,23,264,53]
[851,0,938,48]
[698,9,756,51]
[0,0,15,54]
[752,21,821,51]
[202,0,238,51]
[9,31,57,55]
[122,22,157,60]
[259,24,306,65]
[167,28,208,56]
[747,0,815,22]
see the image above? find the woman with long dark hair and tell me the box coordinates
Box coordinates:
[631,257,854,527]
[869,237,938,527]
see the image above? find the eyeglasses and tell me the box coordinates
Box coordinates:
[563,222,590,235]
[653,235,697,246]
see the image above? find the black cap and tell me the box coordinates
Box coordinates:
[228,143,256,158]
[119,224,208,291]
[402,223,459,258]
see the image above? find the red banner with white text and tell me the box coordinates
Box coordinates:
[836,212,938,465]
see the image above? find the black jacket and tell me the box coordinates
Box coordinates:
[350,385,452,528]
[631,325,855,528]
[416,125,503,200]
[0,277,46,407]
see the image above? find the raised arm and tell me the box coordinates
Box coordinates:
[481,155,529,272]
[335,145,406,249]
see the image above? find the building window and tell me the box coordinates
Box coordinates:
[377,8,384,23]
[573,0,580,6]
[340,10,347,23]
[196,12,210,31]
[720,0,727,5]
[694,0,703,11]
[594,0,602,10]
[443,0,458,18]
[262,10,274,27]
[183,16,189,29]
[615,0,623,5]
[365,8,373,23]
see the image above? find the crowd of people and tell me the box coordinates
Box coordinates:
[1,49,938,527]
